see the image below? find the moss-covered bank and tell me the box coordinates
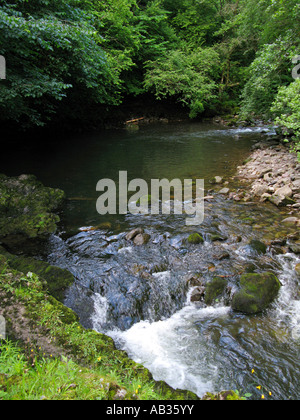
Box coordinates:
[0,253,202,400]
[0,174,65,250]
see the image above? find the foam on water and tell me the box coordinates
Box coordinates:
[104,304,230,397]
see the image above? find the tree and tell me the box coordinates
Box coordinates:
[0,0,118,128]
[271,79,300,160]
[144,47,220,118]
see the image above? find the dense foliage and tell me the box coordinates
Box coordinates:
[0,0,299,146]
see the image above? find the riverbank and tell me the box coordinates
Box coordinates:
[235,135,300,220]
[0,173,243,400]
[0,251,203,400]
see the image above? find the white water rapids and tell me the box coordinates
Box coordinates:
[91,253,300,399]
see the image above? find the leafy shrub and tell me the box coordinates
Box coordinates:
[271,79,300,160]
[144,47,220,118]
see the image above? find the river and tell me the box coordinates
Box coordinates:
[2,122,299,399]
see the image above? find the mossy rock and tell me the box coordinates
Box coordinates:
[187,233,204,245]
[232,272,281,314]
[205,277,228,305]
[0,174,65,248]
[0,247,73,302]
[249,240,267,254]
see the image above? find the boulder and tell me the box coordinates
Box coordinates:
[295,264,300,277]
[126,228,144,241]
[275,185,293,198]
[249,240,267,254]
[289,244,300,254]
[209,234,228,242]
[205,277,228,305]
[187,233,204,245]
[232,272,281,314]
[133,233,150,246]
[251,183,269,197]
[0,174,65,249]
[268,194,290,207]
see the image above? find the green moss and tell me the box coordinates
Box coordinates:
[232,272,281,314]
[205,277,228,305]
[0,247,73,302]
[0,174,65,247]
[187,233,204,245]
[249,240,267,254]
[202,390,243,400]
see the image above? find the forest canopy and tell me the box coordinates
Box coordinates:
[0,0,299,149]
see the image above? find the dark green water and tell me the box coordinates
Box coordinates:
[1,122,299,400]
[1,122,260,232]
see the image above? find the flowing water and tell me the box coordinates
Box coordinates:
[2,122,299,399]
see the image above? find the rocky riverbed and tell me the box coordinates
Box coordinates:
[235,136,300,222]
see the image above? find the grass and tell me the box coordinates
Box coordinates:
[0,340,158,400]
[0,255,198,400]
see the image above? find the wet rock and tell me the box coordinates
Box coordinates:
[186,273,203,287]
[213,251,230,261]
[210,176,223,185]
[191,286,206,302]
[295,264,300,277]
[187,233,204,245]
[289,244,300,254]
[209,234,228,242]
[249,240,267,254]
[133,233,151,246]
[243,263,257,274]
[219,188,230,195]
[232,272,281,314]
[204,277,228,305]
[126,228,144,241]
